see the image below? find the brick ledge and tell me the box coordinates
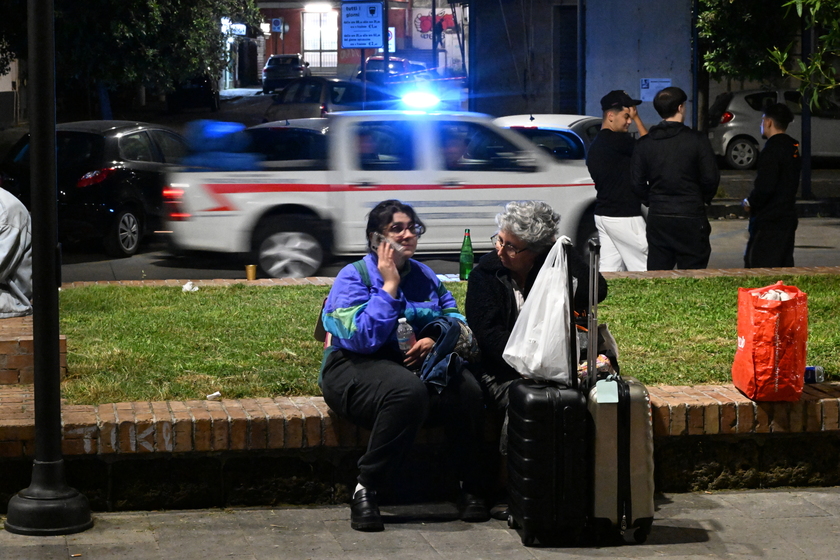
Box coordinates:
[1,383,839,458]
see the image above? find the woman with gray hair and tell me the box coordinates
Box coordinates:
[464,200,607,519]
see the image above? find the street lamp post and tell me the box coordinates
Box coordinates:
[4,0,93,536]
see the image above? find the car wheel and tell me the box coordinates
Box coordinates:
[104,209,142,257]
[725,137,758,170]
[255,217,324,278]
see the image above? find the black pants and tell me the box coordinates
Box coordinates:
[321,347,486,494]
[646,214,712,270]
[744,221,797,268]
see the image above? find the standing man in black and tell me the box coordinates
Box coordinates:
[587,90,649,272]
[742,103,801,268]
[631,87,720,270]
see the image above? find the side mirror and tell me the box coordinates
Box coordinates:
[304,62,310,67]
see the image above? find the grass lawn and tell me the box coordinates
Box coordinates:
[58,275,840,405]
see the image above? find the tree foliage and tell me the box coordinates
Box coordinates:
[698,0,800,84]
[0,0,27,76]
[770,0,840,105]
[0,0,260,91]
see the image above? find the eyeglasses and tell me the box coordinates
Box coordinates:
[491,234,528,256]
[387,222,425,236]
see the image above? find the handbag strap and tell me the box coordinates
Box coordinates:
[562,240,578,391]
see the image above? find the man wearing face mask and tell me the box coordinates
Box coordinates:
[586,90,649,272]
[742,103,801,268]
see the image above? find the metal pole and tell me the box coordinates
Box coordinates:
[800,18,814,200]
[432,0,437,73]
[4,0,93,536]
[383,0,389,78]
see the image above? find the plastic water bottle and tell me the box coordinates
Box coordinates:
[805,366,825,384]
[397,318,416,354]
[459,228,474,281]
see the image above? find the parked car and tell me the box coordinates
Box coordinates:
[262,54,311,94]
[494,114,603,161]
[166,75,220,113]
[0,121,188,256]
[262,77,401,122]
[708,89,840,170]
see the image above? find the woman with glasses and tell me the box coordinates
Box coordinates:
[465,200,608,520]
[320,199,489,532]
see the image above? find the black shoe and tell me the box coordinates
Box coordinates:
[489,503,509,521]
[350,488,384,532]
[458,491,490,522]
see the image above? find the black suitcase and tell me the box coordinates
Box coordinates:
[583,241,655,544]
[507,241,588,546]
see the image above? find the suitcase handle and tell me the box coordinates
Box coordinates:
[586,239,600,393]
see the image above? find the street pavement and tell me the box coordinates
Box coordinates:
[1,488,839,559]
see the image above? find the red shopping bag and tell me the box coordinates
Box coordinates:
[731,281,807,402]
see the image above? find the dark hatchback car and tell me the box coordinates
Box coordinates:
[262,54,311,94]
[0,121,188,256]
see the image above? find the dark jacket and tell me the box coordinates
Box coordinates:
[465,248,607,384]
[747,133,801,227]
[587,128,645,217]
[630,120,720,217]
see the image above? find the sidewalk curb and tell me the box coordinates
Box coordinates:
[708,198,840,219]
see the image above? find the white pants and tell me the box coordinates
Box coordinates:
[595,215,648,272]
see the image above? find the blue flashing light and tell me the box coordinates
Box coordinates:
[401,91,440,110]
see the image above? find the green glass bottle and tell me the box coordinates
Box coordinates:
[459,228,474,281]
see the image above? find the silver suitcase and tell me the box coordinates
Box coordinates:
[583,240,654,544]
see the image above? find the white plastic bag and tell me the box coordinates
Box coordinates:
[502,237,576,382]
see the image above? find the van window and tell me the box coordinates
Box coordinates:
[354,122,415,171]
[438,122,537,172]
[244,128,328,169]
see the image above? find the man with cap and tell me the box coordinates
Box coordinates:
[630,86,720,270]
[586,90,649,271]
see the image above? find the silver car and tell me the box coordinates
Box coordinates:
[708,89,840,170]
[493,114,603,161]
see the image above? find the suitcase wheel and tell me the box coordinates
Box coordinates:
[633,527,647,544]
[520,531,536,547]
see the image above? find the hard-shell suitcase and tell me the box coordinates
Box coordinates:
[507,380,588,546]
[587,376,655,543]
[583,240,655,544]
[507,241,588,547]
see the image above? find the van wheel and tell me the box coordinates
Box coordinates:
[725,137,758,170]
[104,209,142,257]
[255,218,324,278]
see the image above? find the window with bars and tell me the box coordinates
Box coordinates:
[303,11,338,69]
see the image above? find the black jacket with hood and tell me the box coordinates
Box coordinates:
[630,120,720,217]
[465,248,607,384]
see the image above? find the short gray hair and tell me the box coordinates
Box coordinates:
[496,200,561,251]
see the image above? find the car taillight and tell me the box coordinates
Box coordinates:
[163,185,191,221]
[720,111,734,124]
[76,167,116,188]
[320,104,329,117]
